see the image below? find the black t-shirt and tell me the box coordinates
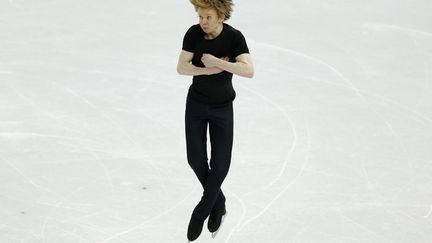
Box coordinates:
[182,23,250,104]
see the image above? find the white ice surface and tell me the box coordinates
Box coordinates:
[1,0,432,242]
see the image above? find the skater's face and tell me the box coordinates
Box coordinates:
[197,8,224,36]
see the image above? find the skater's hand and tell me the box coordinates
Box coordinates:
[201,54,229,68]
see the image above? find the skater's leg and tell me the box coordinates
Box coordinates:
[185,98,210,185]
[192,102,233,220]
[186,98,227,212]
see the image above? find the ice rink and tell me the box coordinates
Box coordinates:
[1,0,432,242]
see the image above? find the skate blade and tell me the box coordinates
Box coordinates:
[211,212,227,239]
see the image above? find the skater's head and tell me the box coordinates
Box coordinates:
[190,0,234,21]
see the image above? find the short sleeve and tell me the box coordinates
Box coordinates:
[232,30,250,57]
[182,25,196,52]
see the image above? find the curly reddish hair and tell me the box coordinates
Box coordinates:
[190,0,234,20]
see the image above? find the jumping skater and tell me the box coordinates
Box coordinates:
[177,0,254,241]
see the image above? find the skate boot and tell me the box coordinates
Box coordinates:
[207,207,227,238]
[187,214,204,242]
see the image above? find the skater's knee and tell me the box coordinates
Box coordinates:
[187,156,209,174]
[187,153,207,165]
[211,164,230,178]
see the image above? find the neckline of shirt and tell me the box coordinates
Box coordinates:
[203,23,227,41]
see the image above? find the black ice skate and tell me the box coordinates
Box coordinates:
[187,214,204,242]
[207,207,227,238]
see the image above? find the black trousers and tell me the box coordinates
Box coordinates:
[185,96,233,221]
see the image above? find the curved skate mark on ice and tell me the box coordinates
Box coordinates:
[353,59,417,186]
[250,39,422,140]
[424,204,432,218]
[249,40,364,99]
[252,40,414,155]
[224,191,247,243]
[2,158,51,193]
[363,23,432,38]
[49,80,170,206]
[294,67,431,123]
[49,224,111,243]
[336,49,417,189]
[238,125,312,232]
[365,88,432,123]
[38,163,135,242]
[40,166,128,243]
[110,106,180,136]
[98,188,197,243]
[236,82,298,189]
[14,89,70,125]
[92,151,116,193]
[313,76,432,122]
[0,132,103,143]
[0,224,45,242]
[303,76,432,123]
[51,80,167,150]
[341,214,393,242]
[359,23,432,122]
[252,40,424,189]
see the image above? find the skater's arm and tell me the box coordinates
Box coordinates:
[177,50,223,76]
[201,53,254,78]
